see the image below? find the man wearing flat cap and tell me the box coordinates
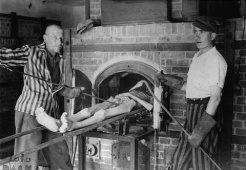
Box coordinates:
[170,16,227,170]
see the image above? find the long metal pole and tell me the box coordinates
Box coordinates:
[1,66,116,104]
[0,126,45,144]
[141,80,222,170]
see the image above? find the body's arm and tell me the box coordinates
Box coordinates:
[0,45,30,67]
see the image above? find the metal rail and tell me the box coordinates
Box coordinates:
[0,108,145,165]
[0,126,45,145]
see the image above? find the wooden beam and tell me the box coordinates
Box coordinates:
[72,43,198,52]
[42,0,85,6]
[85,0,90,19]
[71,43,225,53]
[64,28,74,157]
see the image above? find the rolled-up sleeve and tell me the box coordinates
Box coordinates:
[0,45,30,67]
[206,55,227,88]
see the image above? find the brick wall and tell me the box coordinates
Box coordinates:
[231,18,246,170]
[0,16,11,37]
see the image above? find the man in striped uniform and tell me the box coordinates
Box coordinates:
[170,17,227,169]
[0,25,82,170]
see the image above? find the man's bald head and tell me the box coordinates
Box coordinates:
[45,25,62,35]
[43,24,63,56]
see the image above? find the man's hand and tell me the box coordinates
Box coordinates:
[59,86,85,99]
[188,111,216,148]
[69,87,84,99]
[155,71,185,90]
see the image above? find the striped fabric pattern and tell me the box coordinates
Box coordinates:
[171,100,219,170]
[0,43,65,116]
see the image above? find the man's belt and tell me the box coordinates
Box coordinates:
[186,97,210,104]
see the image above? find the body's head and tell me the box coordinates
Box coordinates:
[192,17,217,54]
[43,25,63,56]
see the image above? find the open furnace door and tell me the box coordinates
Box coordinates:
[74,69,92,114]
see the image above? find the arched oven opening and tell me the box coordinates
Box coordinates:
[98,72,153,103]
[92,61,172,133]
[93,60,157,102]
[97,72,154,131]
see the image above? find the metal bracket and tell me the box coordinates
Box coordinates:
[86,139,100,159]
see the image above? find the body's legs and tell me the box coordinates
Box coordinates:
[68,108,91,122]
[104,99,136,119]
[70,109,106,129]
[68,96,115,122]
[87,96,115,114]
[34,97,136,132]
[69,99,136,130]
[60,96,117,131]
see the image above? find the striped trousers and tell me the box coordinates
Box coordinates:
[171,98,220,170]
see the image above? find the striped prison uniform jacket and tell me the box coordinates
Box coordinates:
[0,43,65,117]
[171,98,222,170]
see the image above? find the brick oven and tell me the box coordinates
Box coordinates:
[63,19,197,170]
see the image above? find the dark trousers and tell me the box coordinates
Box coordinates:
[171,99,219,170]
[13,111,73,170]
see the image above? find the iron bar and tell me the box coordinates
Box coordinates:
[0,126,45,145]
[1,66,116,105]
[0,109,144,165]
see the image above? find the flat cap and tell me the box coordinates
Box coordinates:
[192,16,217,33]
[76,19,101,34]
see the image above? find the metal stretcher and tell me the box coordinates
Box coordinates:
[0,108,154,170]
